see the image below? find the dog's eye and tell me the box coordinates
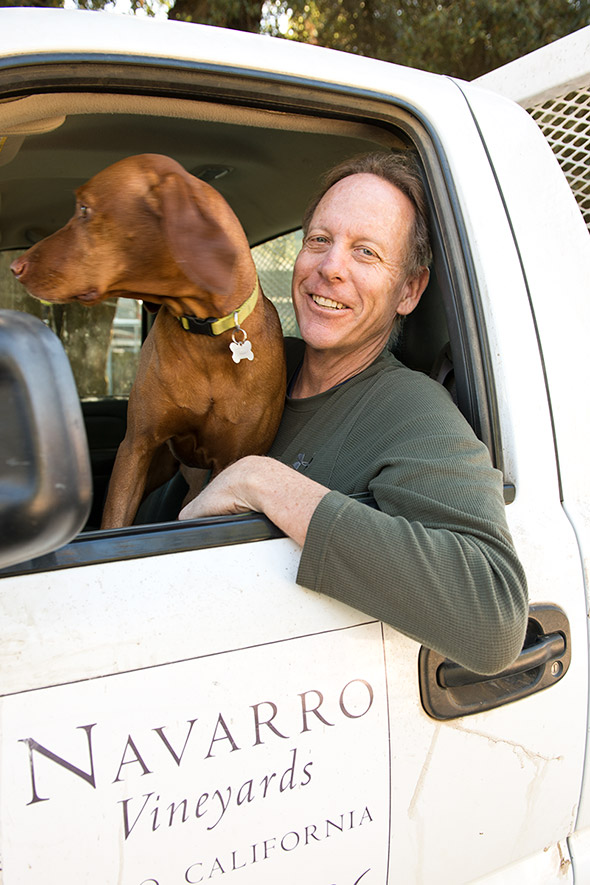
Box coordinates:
[79,204,91,218]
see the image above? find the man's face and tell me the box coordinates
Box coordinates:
[292,172,425,359]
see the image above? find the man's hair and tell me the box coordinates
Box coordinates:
[302,151,432,277]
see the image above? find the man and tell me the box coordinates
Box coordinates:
[180,151,528,676]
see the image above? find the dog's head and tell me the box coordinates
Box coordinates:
[10,153,243,308]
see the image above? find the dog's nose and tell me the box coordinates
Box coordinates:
[10,255,27,279]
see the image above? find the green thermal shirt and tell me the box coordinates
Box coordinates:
[268,348,528,675]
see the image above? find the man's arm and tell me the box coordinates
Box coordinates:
[178,455,329,548]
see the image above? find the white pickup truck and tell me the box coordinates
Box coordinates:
[0,10,589,884]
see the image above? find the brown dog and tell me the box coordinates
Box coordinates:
[11,153,286,528]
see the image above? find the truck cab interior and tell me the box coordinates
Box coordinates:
[0,61,495,541]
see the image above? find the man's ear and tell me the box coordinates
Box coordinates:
[396,266,430,317]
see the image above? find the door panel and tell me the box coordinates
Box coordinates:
[0,516,586,883]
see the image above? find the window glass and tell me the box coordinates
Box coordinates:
[0,250,142,399]
[0,233,300,402]
[252,230,301,337]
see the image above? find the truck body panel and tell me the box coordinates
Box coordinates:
[0,10,589,883]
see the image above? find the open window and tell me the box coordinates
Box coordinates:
[0,55,500,573]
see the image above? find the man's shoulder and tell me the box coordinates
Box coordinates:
[356,350,470,432]
[365,350,451,400]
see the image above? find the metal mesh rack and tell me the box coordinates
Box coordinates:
[528,86,590,231]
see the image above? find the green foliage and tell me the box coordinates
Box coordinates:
[0,0,261,28]
[272,0,590,79]
[168,0,262,29]
[0,0,160,12]
[4,0,590,79]
[0,0,64,7]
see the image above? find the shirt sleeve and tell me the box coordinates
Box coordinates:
[296,397,528,675]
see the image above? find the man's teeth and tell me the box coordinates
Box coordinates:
[312,294,345,310]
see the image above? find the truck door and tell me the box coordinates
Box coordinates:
[0,17,588,883]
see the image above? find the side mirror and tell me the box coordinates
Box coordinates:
[0,310,92,569]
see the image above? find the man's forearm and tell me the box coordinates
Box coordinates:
[178,455,329,548]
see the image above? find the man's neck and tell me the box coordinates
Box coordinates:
[291,340,385,398]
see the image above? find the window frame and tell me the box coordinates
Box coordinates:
[0,53,503,575]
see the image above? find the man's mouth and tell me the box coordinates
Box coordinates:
[311,294,346,310]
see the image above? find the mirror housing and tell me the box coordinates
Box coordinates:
[0,310,92,569]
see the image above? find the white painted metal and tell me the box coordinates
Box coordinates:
[0,9,589,883]
[475,31,590,883]
[474,25,590,107]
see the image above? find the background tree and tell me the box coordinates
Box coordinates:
[266,0,590,79]
[2,0,590,79]
[0,0,265,26]
[0,0,63,7]
[168,0,262,31]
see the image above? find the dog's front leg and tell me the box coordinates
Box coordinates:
[101,436,155,529]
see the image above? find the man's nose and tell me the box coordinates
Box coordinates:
[317,243,347,281]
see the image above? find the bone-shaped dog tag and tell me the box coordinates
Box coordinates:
[230,336,254,363]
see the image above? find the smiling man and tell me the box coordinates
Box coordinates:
[179,151,528,677]
[289,169,428,397]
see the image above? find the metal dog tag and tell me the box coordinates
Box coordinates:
[230,333,254,364]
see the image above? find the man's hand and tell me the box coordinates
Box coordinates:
[178,455,329,548]
[178,458,259,520]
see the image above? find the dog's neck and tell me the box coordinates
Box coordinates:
[177,280,259,337]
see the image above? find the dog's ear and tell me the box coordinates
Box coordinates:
[148,172,237,295]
